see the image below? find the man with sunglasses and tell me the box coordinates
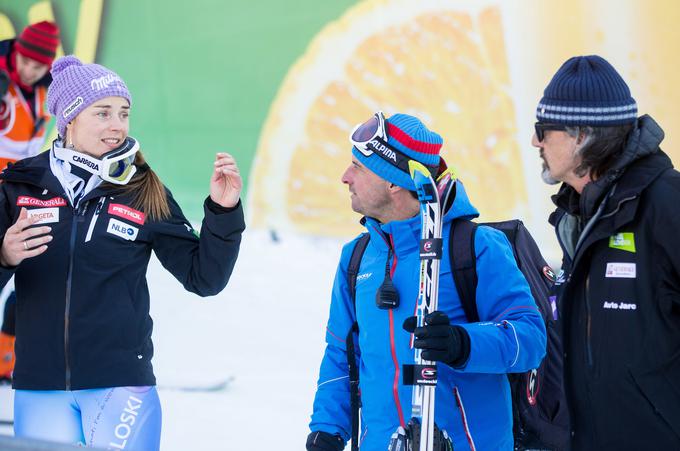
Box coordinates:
[532,55,680,450]
[307,112,546,451]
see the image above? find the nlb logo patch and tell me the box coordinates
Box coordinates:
[17,196,67,208]
[605,262,636,279]
[27,207,59,224]
[108,204,145,225]
[107,218,138,241]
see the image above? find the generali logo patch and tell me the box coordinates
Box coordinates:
[108,203,145,225]
[17,196,67,208]
[26,207,59,224]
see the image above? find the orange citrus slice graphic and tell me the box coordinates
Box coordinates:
[249,0,528,237]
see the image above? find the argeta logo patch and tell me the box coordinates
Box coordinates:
[26,207,59,224]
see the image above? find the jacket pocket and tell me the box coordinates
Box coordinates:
[629,351,680,440]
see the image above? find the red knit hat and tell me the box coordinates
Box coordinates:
[14,21,60,66]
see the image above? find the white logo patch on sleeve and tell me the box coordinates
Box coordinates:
[107,218,139,241]
[27,207,59,224]
[605,262,636,278]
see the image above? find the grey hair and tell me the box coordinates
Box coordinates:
[564,124,633,179]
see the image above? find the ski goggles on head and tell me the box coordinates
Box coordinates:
[350,111,425,175]
[54,136,140,185]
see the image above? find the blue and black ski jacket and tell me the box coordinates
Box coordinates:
[0,151,245,390]
[309,182,546,451]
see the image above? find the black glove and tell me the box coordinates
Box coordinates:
[306,431,344,451]
[403,311,470,367]
[0,70,9,98]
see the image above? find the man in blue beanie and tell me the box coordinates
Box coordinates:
[532,55,680,450]
[306,112,546,450]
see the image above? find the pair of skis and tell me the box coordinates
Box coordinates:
[388,161,457,451]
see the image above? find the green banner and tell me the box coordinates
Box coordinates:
[0,0,356,220]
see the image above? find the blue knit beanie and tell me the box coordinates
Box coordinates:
[537,55,637,126]
[352,113,443,190]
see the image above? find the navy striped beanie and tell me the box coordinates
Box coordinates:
[537,55,637,126]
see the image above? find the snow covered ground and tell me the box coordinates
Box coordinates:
[0,229,344,450]
[151,229,342,450]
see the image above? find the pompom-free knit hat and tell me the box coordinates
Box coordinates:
[14,21,60,66]
[352,113,443,190]
[536,55,637,126]
[47,55,132,137]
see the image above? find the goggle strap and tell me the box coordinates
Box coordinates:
[368,136,438,176]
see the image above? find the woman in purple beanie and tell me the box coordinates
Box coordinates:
[0,55,245,449]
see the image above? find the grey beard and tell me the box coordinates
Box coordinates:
[541,164,559,185]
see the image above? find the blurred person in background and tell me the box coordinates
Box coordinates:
[0,20,61,382]
[0,55,245,450]
[532,54,680,450]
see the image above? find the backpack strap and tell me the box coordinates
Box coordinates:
[345,233,370,451]
[450,219,480,323]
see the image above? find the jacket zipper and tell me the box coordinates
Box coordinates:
[84,197,106,243]
[64,201,88,389]
[585,275,593,367]
[454,387,477,450]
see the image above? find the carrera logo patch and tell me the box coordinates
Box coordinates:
[17,196,67,207]
[27,207,59,224]
[107,218,138,241]
[108,204,145,225]
[609,232,636,253]
[605,262,636,278]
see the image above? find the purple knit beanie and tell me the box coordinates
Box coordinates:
[47,55,132,137]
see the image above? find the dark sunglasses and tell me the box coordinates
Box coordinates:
[534,122,567,142]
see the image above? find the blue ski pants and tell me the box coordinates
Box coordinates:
[14,386,161,450]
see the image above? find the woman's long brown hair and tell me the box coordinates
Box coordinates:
[112,151,171,221]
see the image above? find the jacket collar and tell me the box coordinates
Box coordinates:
[361,179,480,256]
[551,114,665,221]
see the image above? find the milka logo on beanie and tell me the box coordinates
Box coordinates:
[90,74,123,91]
[63,97,84,118]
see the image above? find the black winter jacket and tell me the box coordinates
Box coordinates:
[549,115,680,450]
[0,151,245,390]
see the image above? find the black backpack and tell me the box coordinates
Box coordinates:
[345,219,569,451]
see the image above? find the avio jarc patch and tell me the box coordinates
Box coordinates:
[609,232,635,253]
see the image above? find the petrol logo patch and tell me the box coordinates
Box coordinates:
[609,232,635,253]
[605,262,636,278]
[17,196,67,208]
[107,218,138,241]
[26,207,59,224]
[108,204,145,225]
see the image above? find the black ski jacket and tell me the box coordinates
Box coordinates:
[0,151,245,390]
[549,115,680,450]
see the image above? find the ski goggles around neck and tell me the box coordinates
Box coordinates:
[54,137,140,185]
[350,111,437,176]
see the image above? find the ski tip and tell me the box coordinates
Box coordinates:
[408,160,430,180]
[436,165,458,184]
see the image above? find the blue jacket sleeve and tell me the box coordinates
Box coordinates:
[309,240,361,442]
[457,226,547,373]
